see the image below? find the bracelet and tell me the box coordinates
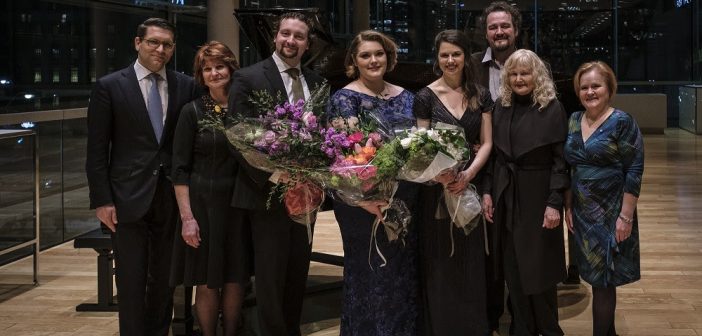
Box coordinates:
[618,213,633,225]
[181,216,196,222]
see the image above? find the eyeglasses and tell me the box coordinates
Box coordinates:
[142,38,175,50]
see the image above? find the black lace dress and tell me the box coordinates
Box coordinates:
[413,87,493,336]
[169,96,251,288]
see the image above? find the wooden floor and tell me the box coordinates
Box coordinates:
[1,128,702,336]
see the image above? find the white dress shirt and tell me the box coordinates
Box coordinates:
[272,52,311,103]
[134,60,169,124]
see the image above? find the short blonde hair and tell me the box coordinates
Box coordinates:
[573,61,617,99]
[498,49,556,110]
[344,30,398,78]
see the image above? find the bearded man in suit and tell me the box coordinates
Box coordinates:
[227,11,325,336]
[85,17,195,336]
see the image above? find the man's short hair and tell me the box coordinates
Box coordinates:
[273,12,315,48]
[136,17,176,39]
[480,1,522,33]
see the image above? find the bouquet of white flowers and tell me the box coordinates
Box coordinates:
[375,123,483,247]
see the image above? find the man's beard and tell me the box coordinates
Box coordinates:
[491,38,513,52]
[278,45,299,59]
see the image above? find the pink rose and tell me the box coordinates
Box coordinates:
[356,165,377,181]
[348,131,364,144]
[368,132,382,146]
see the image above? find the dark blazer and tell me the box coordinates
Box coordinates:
[227,56,325,210]
[471,50,491,90]
[86,63,195,223]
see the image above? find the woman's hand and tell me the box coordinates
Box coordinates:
[482,194,494,223]
[434,169,456,186]
[564,207,574,233]
[447,169,476,194]
[182,217,201,248]
[358,200,389,222]
[615,216,633,243]
[542,206,561,229]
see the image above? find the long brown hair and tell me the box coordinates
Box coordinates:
[433,30,483,111]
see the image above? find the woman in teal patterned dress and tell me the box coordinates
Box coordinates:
[564,61,644,336]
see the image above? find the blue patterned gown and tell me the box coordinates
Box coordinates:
[326,88,421,336]
[564,109,644,288]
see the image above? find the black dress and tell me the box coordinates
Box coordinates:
[413,87,493,336]
[170,96,251,288]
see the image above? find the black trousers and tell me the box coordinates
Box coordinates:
[112,176,177,336]
[248,207,313,336]
[503,232,563,336]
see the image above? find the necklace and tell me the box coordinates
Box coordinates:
[359,80,387,98]
[203,95,226,115]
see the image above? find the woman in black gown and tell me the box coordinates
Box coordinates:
[413,30,493,336]
[171,41,251,336]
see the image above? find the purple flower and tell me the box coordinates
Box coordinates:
[303,112,317,128]
[270,141,289,155]
[263,130,277,144]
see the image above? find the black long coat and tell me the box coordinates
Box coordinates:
[485,95,569,295]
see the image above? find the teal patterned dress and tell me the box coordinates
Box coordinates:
[564,109,644,288]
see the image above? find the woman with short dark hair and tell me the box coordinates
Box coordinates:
[171,41,250,336]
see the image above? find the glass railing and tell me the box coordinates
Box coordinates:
[0,108,92,266]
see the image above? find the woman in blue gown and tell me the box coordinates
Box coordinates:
[325,30,420,336]
[564,61,644,336]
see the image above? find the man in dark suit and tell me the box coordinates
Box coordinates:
[472,3,521,335]
[228,12,325,336]
[85,18,194,336]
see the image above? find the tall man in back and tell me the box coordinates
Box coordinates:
[473,2,521,335]
[228,11,325,336]
[474,1,521,101]
[85,18,195,336]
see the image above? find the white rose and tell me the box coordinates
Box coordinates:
[400,137,413,149]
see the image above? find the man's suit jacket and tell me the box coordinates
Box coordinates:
[228,56,325,210]
[472,50,491,89]
[86,63,195,223]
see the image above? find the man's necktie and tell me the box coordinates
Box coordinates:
[147,73,164,143]
[285,68,304,103]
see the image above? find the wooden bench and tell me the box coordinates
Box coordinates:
[73,226,195,334]
[73,228,117,312]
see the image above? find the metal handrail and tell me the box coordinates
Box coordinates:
[0,129,40,284]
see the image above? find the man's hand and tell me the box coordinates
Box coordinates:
[96,205,118,232]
